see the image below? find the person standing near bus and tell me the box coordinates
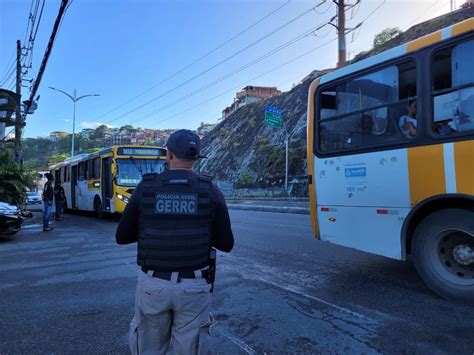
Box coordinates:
[399,100,417,139]
[54,181,66,221]
[116,129,234,354]
[42,173,54,232]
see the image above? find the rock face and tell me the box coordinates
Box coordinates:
[200,76,315,188]
[200,8,473,189]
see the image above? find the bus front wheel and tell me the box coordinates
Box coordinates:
[94,198,104,219]
[412,208,474,304]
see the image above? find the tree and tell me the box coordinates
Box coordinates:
[119,124,136,133]
[48,153,70,166]
[23,159,40,171]
[0,148,33,205]
[92,124,110,140]
[373,27,402,48]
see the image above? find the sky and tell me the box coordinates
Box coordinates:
[0,0,453,138]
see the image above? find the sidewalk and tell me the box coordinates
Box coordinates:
[226,197,310,215]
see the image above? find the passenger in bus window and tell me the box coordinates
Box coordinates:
[399,100,417,139]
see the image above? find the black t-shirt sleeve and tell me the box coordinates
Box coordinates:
[115,185,141,244]
[210,184,234,252]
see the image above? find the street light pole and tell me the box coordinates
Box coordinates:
[49,87,100,157]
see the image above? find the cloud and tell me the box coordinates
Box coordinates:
[80,121,115,129]
[63,119,71,123]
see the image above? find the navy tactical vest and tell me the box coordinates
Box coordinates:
[137,173,213,272]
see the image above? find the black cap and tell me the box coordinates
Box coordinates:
[165,129,206,160]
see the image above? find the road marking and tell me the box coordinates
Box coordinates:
[221,254,392,323]
[21,224,43,229]
[254,275,370,320]
[213,326,259,355]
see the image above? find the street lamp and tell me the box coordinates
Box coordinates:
[49,87,100,157]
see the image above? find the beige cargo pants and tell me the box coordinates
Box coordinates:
[129,270,213,355]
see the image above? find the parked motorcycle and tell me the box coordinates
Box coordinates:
[0,202,32,236]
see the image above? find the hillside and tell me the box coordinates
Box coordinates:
[200,77,313,189]
[200,8,473,192]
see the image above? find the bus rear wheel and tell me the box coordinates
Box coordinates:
[94,198,104,219]
[412,208,474,304]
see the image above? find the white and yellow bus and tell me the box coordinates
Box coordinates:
[50,145,167,216]
[307,18,473,301]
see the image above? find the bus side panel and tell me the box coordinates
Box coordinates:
[314,149,411,260]
[314,149,411,208]
[76,180,95,211]
[454,140,474,195]
[317,206,409,260]
[63,181,72,210]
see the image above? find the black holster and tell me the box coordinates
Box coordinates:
[207,248,216,291]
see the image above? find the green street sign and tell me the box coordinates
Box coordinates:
[264,106,282,128]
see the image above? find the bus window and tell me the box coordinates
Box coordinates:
[318,60,417,153]
[93,158,100,179]
[78,162,87,181]
[54,169,61,182]
[87,160,93,180]
[432,38,474,135]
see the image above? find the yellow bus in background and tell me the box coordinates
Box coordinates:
[50,146,167,216]
[307,18,473,301]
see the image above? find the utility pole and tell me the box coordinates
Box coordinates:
[14,40,22,163]
[337,0,347,68]
[331,0,361,68]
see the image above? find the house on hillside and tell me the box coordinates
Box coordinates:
[49,131,69,141]
[81,128,95,139]
[197,122,217,137]
[222,86,281,120]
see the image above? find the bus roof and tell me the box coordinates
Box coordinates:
[48,145,166,170]
[318,17,474,86]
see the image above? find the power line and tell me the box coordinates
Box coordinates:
[94,0,292,121]
[100,2,321,124]
[24,0,71,118]
[0,61,16,86]
[0,55,16,84]
[145,37,337,129]
[405,0,442,29]
[116,19,334,127]
[359,0,386,23]
[32,0,46,44]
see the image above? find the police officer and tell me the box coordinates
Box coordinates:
[116,129,234,354]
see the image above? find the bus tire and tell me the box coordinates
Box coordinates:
[412,208,474,304]
[94,198,104,219]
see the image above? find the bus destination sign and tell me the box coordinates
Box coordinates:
[118,147,166,156]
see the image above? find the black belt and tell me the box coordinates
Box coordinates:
[141,267,209,281]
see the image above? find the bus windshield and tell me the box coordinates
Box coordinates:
[116,158,166,186]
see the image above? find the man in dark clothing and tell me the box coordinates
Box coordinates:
[116,129,234,354]
[54,181,66,221]
[42,173,54,231]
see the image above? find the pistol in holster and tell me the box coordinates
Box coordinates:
[206,248,217,291]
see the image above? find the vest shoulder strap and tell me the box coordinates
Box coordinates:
[198,174,213,184]
[142,172,158,181]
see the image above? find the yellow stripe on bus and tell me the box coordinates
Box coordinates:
[454,140,474,195]
[452,17,474,37]
[407,31,441,52]
[408,145,446,206]
[307,79,320,238]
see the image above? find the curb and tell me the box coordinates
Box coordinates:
[227,204,309,215]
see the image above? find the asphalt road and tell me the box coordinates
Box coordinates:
[0,210,473,354]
